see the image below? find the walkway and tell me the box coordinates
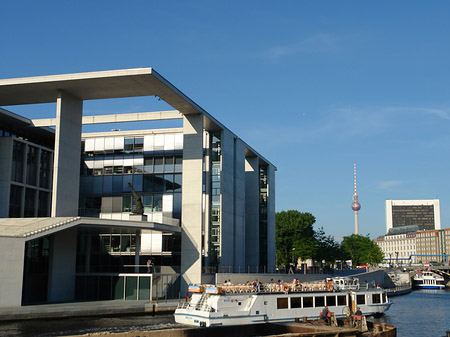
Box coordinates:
[0,300,179,321]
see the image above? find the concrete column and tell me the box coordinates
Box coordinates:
[0,237,25,307]
[181,114,203,292]
[245,156,259,268]
[51,90,83,217]
[220,129,235,268]
[266,164,276,270]
[48,227,77,302]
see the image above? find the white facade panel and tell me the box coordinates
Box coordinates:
[154,134,164,150]
[163,194,173,213]
[164,134,175,151]
[114,137,124,150]
[174,134,183,149]
[144,135,154,152]
[104,137,114,150]
[94,138,105,151]
[85,138,95,152]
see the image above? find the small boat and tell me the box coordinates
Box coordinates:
[413,270,445,290]
[174,280,392,327]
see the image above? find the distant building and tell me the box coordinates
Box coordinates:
[385,199,440,233]
[374,225,417,264]
[415,228,450,263]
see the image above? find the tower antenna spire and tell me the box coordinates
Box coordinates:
[351,163,361,234]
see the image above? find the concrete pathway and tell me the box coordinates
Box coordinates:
[0,299,179,321]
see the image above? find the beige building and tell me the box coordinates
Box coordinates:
[374,226,417,264]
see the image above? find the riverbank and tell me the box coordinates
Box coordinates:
[0,300,179,321]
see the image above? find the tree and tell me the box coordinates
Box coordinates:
[276,210,317,269]
[341,234,384,266]
[314,227,341,266]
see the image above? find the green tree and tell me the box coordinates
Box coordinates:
[276,210,317,269]
[314,227,341,266]
[341,234,384,266]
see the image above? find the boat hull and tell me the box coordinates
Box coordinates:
[174,290,391,327]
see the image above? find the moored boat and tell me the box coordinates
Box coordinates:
[413,270,445,290]
[174,280,392,327]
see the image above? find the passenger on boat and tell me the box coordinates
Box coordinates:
[353,307,363,321]
[321,306,332,324]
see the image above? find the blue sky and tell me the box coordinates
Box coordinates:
[2,1,450,239]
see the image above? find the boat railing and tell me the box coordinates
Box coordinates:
[218,281,360,294]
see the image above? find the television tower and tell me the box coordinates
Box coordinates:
[351,163,361,235]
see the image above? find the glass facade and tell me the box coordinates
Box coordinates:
[259,165,268,269]
[392,205,435,231]
[80,137,182,220]
[208,133,222,267]
[8,140,52,218]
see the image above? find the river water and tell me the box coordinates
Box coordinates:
[0,289,449,337]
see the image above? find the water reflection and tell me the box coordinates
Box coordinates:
[371,288,450,337]
[0,314,178,337]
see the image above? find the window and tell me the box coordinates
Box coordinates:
[303,297,313,308]
[291,297,301,308]
[315,296,325,307]
[356,294,366,305]
[326,296,336,307]
[372,294,381,304]
[12,141,25,183]
[337,295,346,306]
[277,298,288,309]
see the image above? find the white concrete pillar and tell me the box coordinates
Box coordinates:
[181,114,203,292]
[0,237,25,307]
[51,90,83,217]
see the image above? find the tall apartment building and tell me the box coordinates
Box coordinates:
[385,199,441,233]
[0,69,276,307]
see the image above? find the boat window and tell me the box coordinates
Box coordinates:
[372,294,381,304]
[356,294,366,305]
[337,295,346,306]
[315,296,325,307]
[382,293,387,303]
[277,298,289,309]
[326,295,336,306]
[303,296,313,308]
[291,297,301,308]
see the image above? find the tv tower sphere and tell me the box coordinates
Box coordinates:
[351,201,361,211]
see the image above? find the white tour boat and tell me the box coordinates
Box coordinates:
[174,280,392,327]
[413,270,445,290]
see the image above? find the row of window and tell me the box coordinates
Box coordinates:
[12,141,52,189]
[82,156,183,176]
[276,293,385,310]
[80,173,182,196]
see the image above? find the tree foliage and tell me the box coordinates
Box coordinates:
[313,227,341,266]
[341,234,384,266]
[276,210,317,268]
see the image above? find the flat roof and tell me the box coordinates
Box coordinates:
[0,217,180,241]
[0,68,203,115]
[0,68,276,168]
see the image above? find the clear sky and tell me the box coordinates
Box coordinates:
[2,1,450,240]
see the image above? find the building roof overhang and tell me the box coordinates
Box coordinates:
[0,68,203,115]
[0,217,180,241]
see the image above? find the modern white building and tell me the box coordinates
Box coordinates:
[0,69,276,307]
[385,199,441,233]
